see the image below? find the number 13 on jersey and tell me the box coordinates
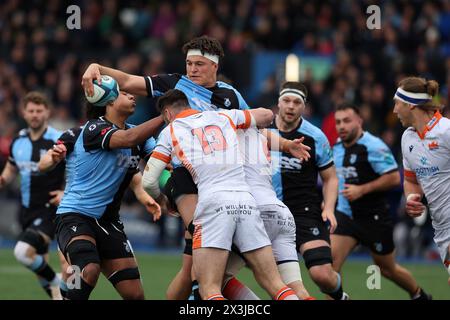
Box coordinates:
[191,125,228,155]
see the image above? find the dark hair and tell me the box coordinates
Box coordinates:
[336,102,361,116]
[398,77,441,112]
[85,102,106,119]
[280,82,308,99]
[22,91,50,109]
[156,89,190,113]
[182,35,225,62]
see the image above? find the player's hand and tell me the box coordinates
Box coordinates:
[341,184,366,202]
[322,210,337,233]
[81,63,102,97]
[405,193,426,217]
[287,137,311,162]
[49,190,64,206]
[142,195,162,222]
[156,193,177,217]
[51,144,67,163]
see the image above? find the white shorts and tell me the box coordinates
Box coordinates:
[193,191,271,253]
[434,226,450,266]
[258,203,298,263]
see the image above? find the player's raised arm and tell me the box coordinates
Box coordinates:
[38,144,67,172]
[82,63,148,97]
[108,116,164,149]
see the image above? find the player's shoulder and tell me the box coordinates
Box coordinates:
[84,117,112,130]
[401,127,417,142]
[298,118,327,141]
[360,131,389,150]
[10,128,29,146]
[436,116,450,134]
[43,126,64,141]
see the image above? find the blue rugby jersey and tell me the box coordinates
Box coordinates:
[144,73,249,111]
[333,132,398,218]
[269,118,334,217]
[56,117,156,220]
[8,126,65,208]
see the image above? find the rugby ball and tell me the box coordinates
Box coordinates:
[85,75,120,106]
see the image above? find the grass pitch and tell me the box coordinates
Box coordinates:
[0,248,448,300]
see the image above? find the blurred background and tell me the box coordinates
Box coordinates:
[0,0,449,263]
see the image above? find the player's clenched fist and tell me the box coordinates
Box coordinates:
[405,193,426,217]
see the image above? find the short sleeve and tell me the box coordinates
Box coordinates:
[145,74,181,98]
[140,137,157,159]
[151,127,172,164]
[367,139,398,175]
[219,110,252,130]
[234,89,250,110]
[56,127,83,155]
[315,132,334,170]
[82,120,119,151]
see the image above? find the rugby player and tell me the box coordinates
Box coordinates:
[142,89,299,300]
[39,89,163,300]
[394,76,450,285]
[269,82,348,300]
[82,35,310,299]
[333,102,431,299]
[0,92,65,299]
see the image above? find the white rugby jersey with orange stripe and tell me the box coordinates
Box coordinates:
[152,108,253,198]
[401,111,450,266]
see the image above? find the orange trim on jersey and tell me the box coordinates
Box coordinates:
[151,151,171,164]
[218,112,237,131]
[237,110,252,129]
[404,169,416,178]
[175,109,201,119]
[417,111,442,140]
[192,223,202,249]
[170,124,198,181]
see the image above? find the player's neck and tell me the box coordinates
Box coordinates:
[28,124,47,141]
[412,111,436,135]
[105,113,126,129]
[343,128,363,148]
[276,115,301,132]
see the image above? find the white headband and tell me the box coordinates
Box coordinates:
[279,88,306,103]
[186,49,219,64]
[394,87,432,105]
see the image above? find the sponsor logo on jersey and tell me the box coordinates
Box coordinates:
[409,145,414,152]
[16,161,40,173]
[279,156,302,171]
[89,124,97,131]
[71,225,77,232]
[337,166,358,179]
[33,218,42,226]
[116,154,140,168]
[123,242,131,253]
[428,141,439,150]
[415,166,440,177]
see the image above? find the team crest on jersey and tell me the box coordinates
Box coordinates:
[349,154,357,164]
[428,141,439,150]
[224,98,231,107]
[33,218,42,226]
[374,242,383,253]
[420,156,428,165]
[123,242,131,253]
[310,227,320,236]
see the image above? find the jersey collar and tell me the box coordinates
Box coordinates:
[174,109,201,119]
[417,111,442,140]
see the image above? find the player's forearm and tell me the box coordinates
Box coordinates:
[38,153,57,173]
[361,171,401,195]
[322,175,338,212]
[403,179,423,198]
[0,163,18,188]
[261,129,288,152]
[249,108,274,128]
[109,116,163,149]
[97,64,147,96]
[142,157,166,198]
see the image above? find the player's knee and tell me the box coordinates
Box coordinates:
[14,241,35,266]
[66,240,100,285]
[18,229,48,255]
[309,265,333,286]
